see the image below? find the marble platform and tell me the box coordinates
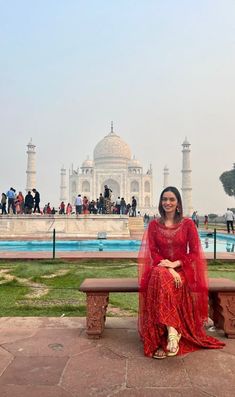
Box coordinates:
[0,215,130,239]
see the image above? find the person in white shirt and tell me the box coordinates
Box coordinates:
[75,194,83,214]
[224,208,234,234]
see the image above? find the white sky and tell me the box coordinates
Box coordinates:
[0,1,235,215]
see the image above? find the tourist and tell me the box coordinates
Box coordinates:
[1,193,7,214]
[6,187,16,214]
[59,201,65,214]
[204,215,209,230]
[24,191,34,214]
[75,194,83,215]
[83,196,89,214]
[126,203,131,215]
[32,188,40,213]
[98,193,105,214]
[66,203,72,215]
[191,211,199,228]
[138,186,225,359]
[104,185,112,214]
[104,185,112,200]
[224,208,234,234]
[120,197,126,215]
[15,191,24,214]
[131,196,137,217]
[46,203,52,214]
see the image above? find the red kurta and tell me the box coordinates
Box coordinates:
[138,218,225,357]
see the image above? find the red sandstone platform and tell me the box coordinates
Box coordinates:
[0,317,234,397]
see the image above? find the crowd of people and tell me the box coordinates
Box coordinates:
[74,188,137,216]
[191,209,234,234]
[1,188,42,215]
[0,186,138,217]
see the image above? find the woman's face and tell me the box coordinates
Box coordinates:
[161,191,178,215]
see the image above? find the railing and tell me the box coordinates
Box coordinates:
[53,228,56,259]
[214,228,216,261]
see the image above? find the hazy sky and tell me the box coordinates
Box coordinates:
[1,0,235,215]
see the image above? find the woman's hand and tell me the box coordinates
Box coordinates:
[159,259,181,269]
[168,268,182,288]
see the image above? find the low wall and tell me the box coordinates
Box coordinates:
[0,215,130,239]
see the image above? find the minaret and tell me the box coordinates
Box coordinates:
[26,138,36,192]
[163,165,169,188]
[181,138,193,216]
[60,166,67,202]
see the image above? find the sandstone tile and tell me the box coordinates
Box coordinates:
[96,328,143,358]
[0,317,45,328]
[114,388,211,397]
[0,347,13,376]
[61,346,126,397]
[183,350,235,397]
[2,328,95,357]
[39,317,86,329]
[105,317,137,329]
[127,357,191,388]
[0,356,68,386]
[114,388,182,397]
[0,385,73,397]
[0,329,37,344]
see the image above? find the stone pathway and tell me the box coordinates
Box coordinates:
[0,317,234,397]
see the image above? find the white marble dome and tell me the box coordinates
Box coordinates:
[81,159,93,168]
[94,131,131,162]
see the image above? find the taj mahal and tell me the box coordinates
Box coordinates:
[68,123,154,214]
[26,124,193,216]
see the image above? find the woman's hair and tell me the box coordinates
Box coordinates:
[158,186,183,223]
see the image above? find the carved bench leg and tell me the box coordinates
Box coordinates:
[209,292,235,338]
[86,292,109,339]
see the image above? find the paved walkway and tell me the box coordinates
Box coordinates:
[0,317,234,397]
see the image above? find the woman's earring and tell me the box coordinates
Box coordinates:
[176,207,180,214]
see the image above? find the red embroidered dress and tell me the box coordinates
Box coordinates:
[138,218,225,357]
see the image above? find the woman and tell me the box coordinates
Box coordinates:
[66,203,72,215]
[204,215,209,230]
[138,186,224,359]
[59,201,65,214]
[1,193,7,214]
[46,203,52,214]
[15,191,24,214]
[83,196,89,214]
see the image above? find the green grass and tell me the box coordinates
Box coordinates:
[0,259,234,317]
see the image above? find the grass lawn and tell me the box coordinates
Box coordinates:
[0,259,234,317]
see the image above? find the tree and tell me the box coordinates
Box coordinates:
[208,213,218,221]
[220,164,235,197]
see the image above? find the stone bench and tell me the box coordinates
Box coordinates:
[79,277,235,339]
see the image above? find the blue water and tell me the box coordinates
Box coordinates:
[0,233,234,253]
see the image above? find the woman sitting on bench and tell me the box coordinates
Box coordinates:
[138,186,225,359]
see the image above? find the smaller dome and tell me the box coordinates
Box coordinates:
[81,158,93,168]
[128,156,141,168]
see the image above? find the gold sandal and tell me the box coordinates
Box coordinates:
[153,348,167,359]
[167,333,181,357]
